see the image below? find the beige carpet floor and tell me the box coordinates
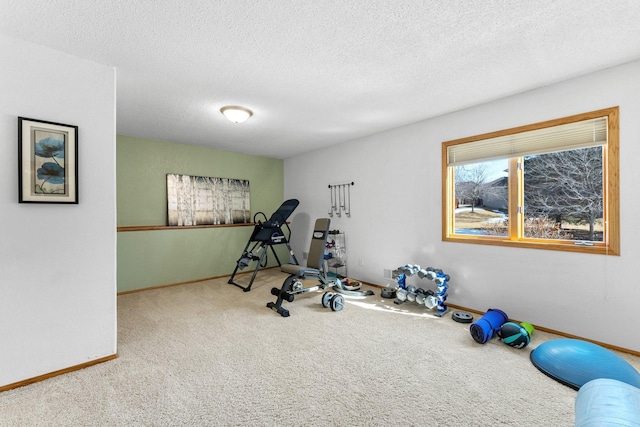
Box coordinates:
[1,269,639,426]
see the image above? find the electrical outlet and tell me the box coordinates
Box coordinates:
[303,251,308,259]
[358,258,363,266]
[383,269,392,279]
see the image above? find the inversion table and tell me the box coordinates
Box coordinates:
[228,199,300,292]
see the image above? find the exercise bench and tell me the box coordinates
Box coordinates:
[267,218,342,317]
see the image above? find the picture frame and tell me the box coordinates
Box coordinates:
[166,173,250,226]
[18,117,78,204]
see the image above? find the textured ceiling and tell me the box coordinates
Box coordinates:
[2,1,640,159]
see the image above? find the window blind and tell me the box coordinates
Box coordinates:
[447,117,607,166]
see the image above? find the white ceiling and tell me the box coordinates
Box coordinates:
[2,1,640,159]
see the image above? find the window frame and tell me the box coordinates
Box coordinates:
[441,107,619,255]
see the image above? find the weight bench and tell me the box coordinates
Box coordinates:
[267,218,345,317]
[228,199,300,292]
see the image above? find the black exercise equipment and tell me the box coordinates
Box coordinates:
[452,311,474,323]
[381,287,396,299]
[267,217,374,317]
[321,291,345,312]
[267,218,334,317]
[228,199,300,292]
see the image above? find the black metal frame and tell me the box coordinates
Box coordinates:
[228,199,300,292]
[267,271,333,317]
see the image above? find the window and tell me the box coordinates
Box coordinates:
[442,107,619,255]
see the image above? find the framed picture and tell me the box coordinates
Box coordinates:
[167,173,250,226]
[18,117,78,204]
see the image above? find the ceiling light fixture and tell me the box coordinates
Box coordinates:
[220,105,253,123]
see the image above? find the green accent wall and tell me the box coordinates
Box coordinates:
[117,135,286,292]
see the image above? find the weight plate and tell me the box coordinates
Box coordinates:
[452,311,473,323]
[330,294,344,312]
[322,292,333,308]
[381,287,396,299]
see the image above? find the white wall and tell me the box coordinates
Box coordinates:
[285,60,640,352]
[0,35,117,387]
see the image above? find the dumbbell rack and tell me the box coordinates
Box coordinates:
[392,264,450,317]
[325,231,347,278]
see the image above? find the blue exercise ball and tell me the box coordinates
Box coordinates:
[530,338,640,390]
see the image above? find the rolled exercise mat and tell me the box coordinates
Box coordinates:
[470,308,508,344]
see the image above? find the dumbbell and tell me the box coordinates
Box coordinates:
[404,265,420,277]
[395,288,408,304]
[419,267,437,281]
[406,285,417,302]
[321,291,345,312]
[434,274,450,285]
